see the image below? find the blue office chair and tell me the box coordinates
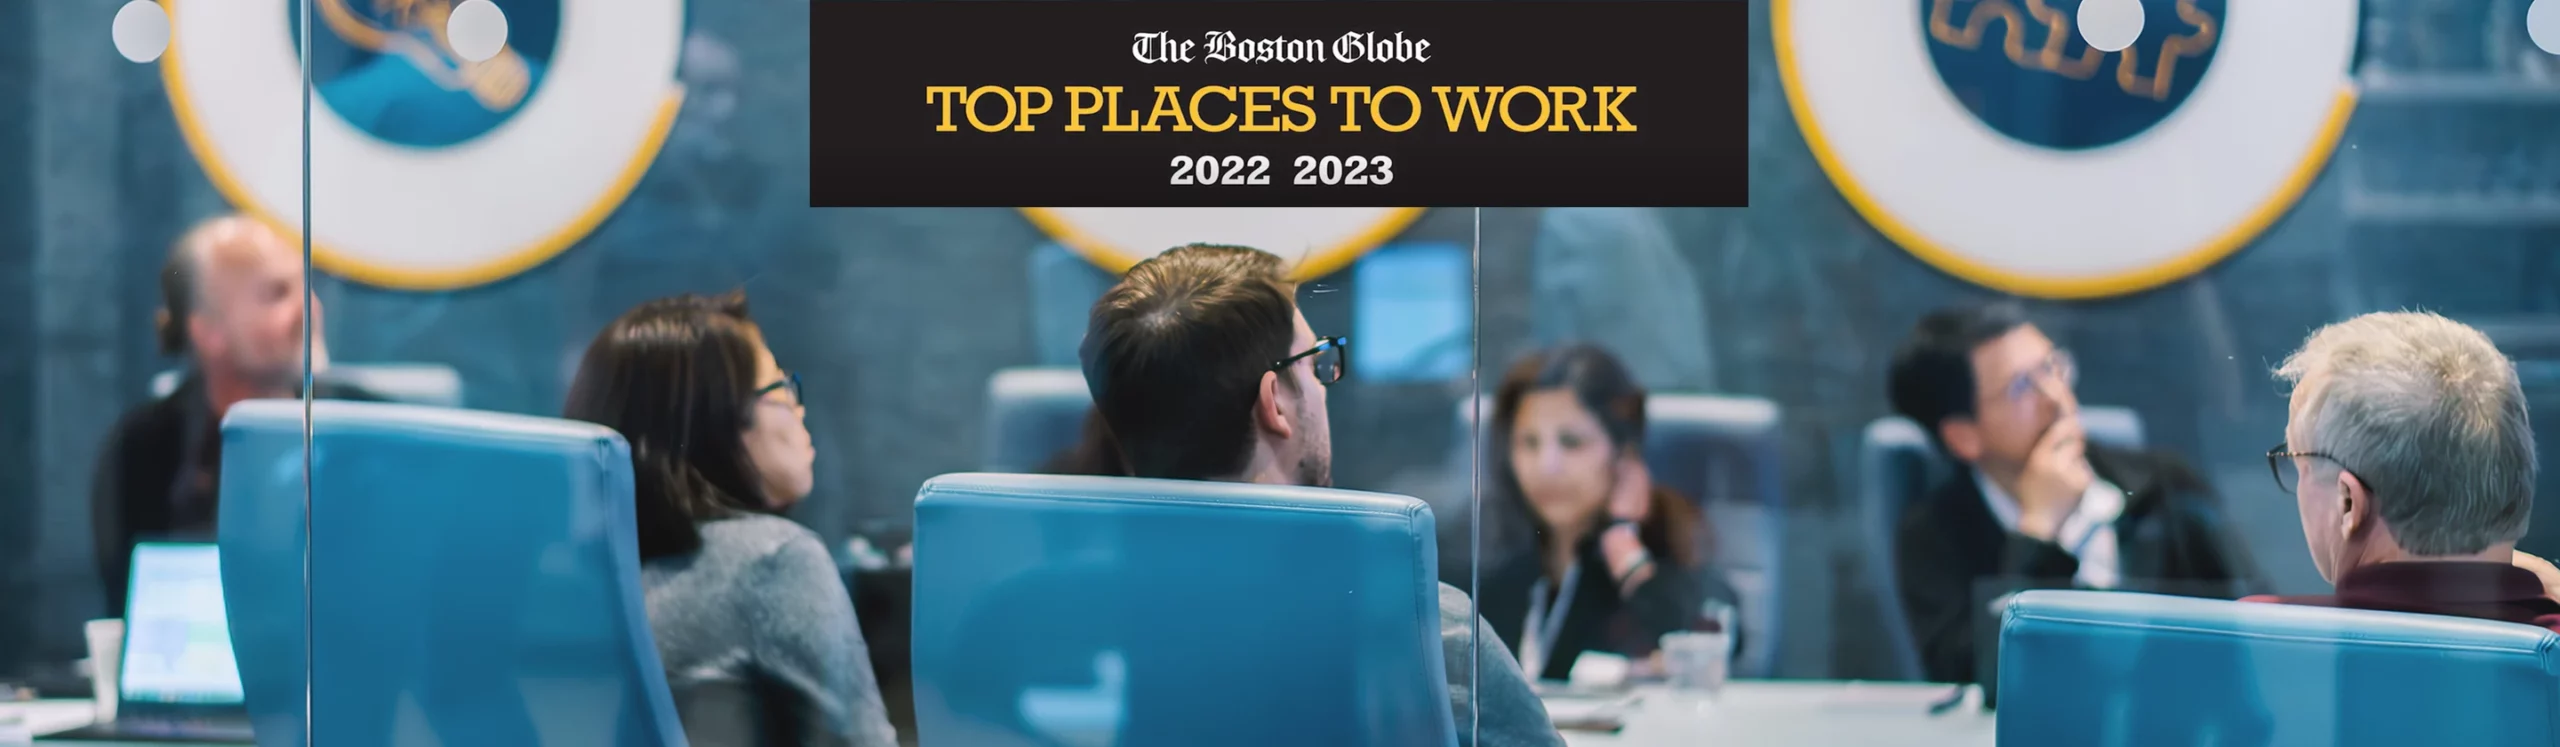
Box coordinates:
[218,399,685,747]
[1640,394,1787,678]
[911,473,1456,747]
[1858,406,2145,681]
[981,366,1094,473]
[2000,589,2560,746]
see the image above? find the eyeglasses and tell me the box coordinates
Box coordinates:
[2266,441,2353,494]
[1996,349,2079,404]
[754,372,804,408]
[1273,336,1348,385]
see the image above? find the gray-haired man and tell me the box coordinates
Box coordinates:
[2251,311,2560,630]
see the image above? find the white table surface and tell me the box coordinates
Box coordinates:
[1545,681,1995,747]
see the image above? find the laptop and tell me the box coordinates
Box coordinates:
[48,542,255,743]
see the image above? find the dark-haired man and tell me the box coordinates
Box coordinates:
[1886,303,2259,688]
[1082,244,1564,746]
[91,215,375,616]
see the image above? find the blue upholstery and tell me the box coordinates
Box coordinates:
[1858,406,2145,681]
[1999,589,2560,747]
[911,473,1456,747]
[214,400,315,745]
[217,399,684,747]
[157,363,466,407]
[1640,394,1786,679]
[981,367,1093,473]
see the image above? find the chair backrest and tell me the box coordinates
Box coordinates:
[1639,394,1786,679]
[981,367,1093,473]
[2000,590,2560,747]
[911,473,1455,747]
[156,363,466,408]
[1856,405,2146,680]
[217,399,684,747]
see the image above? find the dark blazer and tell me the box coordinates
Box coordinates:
[1479,536,1742,682]
[91,372,379,616]
[1895,444,2264,687]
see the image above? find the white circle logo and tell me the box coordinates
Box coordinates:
[1777,0,2359,299]
[165,0,685,290]
[1021,208,1428,280]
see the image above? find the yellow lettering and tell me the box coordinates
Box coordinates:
[1546,87,1590,132]
[1237,86,1281,133]
[925,86,966,132]
[1064,86,1105,132]
[1371,86,1420,133]
[1101,87,1139,132]
[963,85,1014,133]
[1142,86,1189,132]
[1011,86,1052,132]
[1432,86,1499,132]
[1189,86,1237,133]
[1280,86,1317,133]
[1330,86,1373,132]
[1497,86,1549,133]
[1594,86,1635,132]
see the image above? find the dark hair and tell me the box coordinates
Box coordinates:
[158,245,199,356]
[564,292,776,560]
[1886,302,2033,447]
[1079,243,1298,480]
[1491,344,1704,568]
[1039,409,1128,476]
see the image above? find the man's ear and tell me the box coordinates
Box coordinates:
[1939,418,1985,463]
[188,314,220,358]
[2337,469,2372,537]
[1255,370,1295,440]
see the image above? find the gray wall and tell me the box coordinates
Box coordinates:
[6,0,2556,682]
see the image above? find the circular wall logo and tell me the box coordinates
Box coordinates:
[1778,0,2359,298]
[1020,208,1428,280]
[166,0,686,290]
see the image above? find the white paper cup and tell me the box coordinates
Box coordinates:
[1660,631,1731,694]
[84,619,123,722]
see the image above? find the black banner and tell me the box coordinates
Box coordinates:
[810,1,1748,207]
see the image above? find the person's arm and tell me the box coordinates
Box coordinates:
[1896,511,2077,684]
[1614,560,1709,643]
[744,532,902,747]
[1439,584,1565,747]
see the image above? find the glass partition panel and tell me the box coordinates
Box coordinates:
[287,0,1490,742]
[1,1,311,744]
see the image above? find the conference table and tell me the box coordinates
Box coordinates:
[1544,681,1995,747]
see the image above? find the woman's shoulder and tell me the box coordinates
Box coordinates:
[692,513,830,568]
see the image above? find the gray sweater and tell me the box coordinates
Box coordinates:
[641,515,901,747]
[1441,582,1569,747]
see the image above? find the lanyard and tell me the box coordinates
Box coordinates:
[1519,562,1581,677]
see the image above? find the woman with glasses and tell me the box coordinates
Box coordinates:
[1476,344,1742,683]
[566,292,898,747]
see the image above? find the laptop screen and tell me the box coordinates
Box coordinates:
[118,542,244,705]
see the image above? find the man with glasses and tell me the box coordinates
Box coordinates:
[1885,303,2258,689]
[2249,311,2560,629]
[1082,243,1564,747]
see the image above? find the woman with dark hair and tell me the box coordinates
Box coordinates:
[1478,344,1741,682]
[1037,409,1127,476]
[564,293,898,747]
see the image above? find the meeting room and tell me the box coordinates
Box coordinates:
[8,1,2560,746]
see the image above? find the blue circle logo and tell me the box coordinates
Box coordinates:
[1919,0,2225,151]
[296,0,561,148]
